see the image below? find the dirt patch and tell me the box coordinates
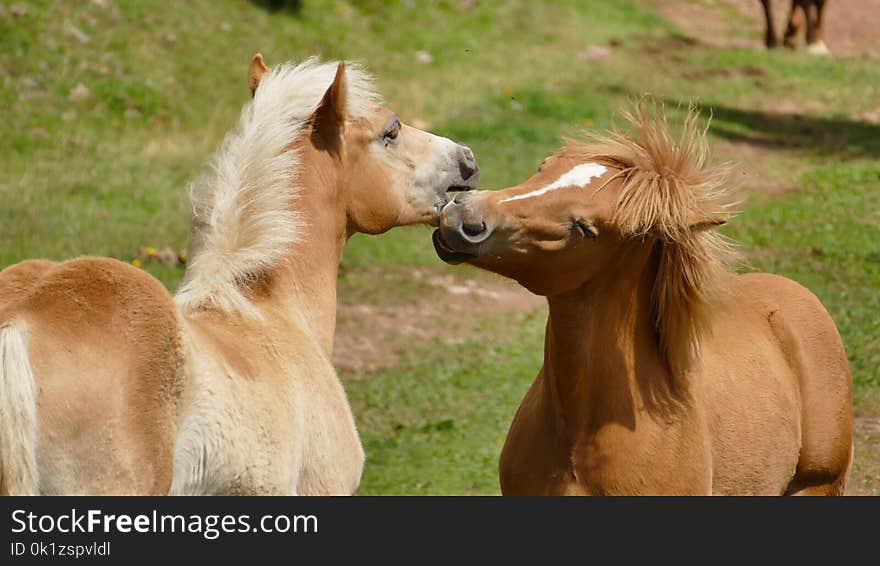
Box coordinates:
[847,416,880,495]
[648,0,880,58]
[680,63,769,81]
[333,268,543,378]
[648,0,759,49]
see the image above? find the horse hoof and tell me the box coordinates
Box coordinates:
[805,41,830,56]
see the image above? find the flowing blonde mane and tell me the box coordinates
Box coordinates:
[566,103,737,384]
[175,58,381,316]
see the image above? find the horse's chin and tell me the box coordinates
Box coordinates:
[432,230,477,264]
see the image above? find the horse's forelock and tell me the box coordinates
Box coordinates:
[562,101,738,383]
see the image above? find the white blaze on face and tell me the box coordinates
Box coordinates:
[499,163,607,204]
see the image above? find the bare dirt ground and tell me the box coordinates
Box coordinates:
[849,416,880,495]
[334,268,543,378]
[650,0,880,58]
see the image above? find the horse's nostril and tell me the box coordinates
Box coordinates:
[448,192,475,210]
[459,150,478,181]
[462,221,486,238]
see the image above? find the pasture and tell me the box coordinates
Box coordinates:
[1,0,878,494]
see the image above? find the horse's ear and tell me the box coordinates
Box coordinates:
[248,53,270,97]
[311,62,348,156]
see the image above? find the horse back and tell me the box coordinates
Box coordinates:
[0,256,185,494]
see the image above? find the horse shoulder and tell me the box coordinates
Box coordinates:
[172,314,362,495]
[288,336,364,495]
[170,314,298,494]
[703,271,851,493]
[733,271,853,456]
[730,271,847,365]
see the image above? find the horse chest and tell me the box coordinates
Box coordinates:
[500,377,712,495]
[499,379,590,495]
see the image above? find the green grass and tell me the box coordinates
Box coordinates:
[351,310,546,495]
[1,0,877,493]
[0,0,665,268]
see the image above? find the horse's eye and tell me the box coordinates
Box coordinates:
[574,220,598,240]
[384,120,401,143]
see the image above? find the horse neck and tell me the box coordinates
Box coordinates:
[543,241,684,434]
[258,145,347,357]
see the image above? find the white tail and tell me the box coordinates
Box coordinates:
[0,323,39,495]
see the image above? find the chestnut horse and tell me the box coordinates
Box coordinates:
[0,55,479,495]
[761,0,830,54]
[434,104,852,495]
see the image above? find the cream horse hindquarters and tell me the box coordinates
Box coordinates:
[0,55,479,495]
[433,104,851,495]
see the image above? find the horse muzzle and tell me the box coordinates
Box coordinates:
[433,192,493,264]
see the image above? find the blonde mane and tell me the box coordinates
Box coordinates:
[566,103,737,384]
[175,58,381,316]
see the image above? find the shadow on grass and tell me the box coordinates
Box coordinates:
[248,0,302,14]
[678,101,880,159]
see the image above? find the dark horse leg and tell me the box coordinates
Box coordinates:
[783,0,807,48]
[761,0,778,47]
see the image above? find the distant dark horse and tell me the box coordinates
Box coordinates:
[761,0,830,54]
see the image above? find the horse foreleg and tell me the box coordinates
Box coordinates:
[805,0,830,54]
[761,0,778,47]
[783,0,807,48]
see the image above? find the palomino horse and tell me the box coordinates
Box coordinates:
[0,55,479,495]
[761,0,830,54]
[434,104,852,495]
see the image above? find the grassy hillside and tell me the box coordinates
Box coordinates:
[2,0,877,494]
